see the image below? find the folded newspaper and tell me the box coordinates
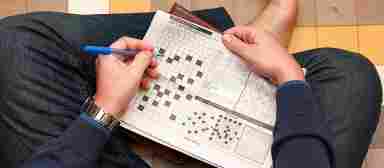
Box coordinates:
[121,11,277,168]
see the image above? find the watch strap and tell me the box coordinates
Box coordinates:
[83,97,120,130]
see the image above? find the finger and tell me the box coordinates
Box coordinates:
[224,26,257,44]
[130,51,153,76]
[110,36,154,51]
[149,58,158,68]
[140,77,152,90]
[222,34,249,58]
[146,68,160,79]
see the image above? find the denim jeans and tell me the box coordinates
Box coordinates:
[0,8,381,168]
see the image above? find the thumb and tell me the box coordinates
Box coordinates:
[223,34,249,56]
[130,51,153,76]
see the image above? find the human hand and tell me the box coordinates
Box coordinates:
[222,26,304,85]
[94,37,159,118]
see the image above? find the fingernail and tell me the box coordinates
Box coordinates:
[223,34,233,43]
[142,41,154,51]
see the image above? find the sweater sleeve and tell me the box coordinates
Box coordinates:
[272,81,335,168]
[20,114,112,168]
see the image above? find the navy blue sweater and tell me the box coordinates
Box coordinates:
[20,81,335,168]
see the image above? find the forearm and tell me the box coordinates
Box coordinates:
[20,114,111,168]
[272,81,335,168]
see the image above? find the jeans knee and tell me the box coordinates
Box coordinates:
[313,48,377,75]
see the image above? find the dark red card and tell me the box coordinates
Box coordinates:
[169,3,221,33]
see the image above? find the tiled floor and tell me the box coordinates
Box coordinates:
[1,0,384,167]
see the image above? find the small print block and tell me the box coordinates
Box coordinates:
[195,60,203,66]
[166,57,173,64]
[196,71,203,78]
[170,76,177,82]
[159,48,166,54]
[187,78,194,85]
[186,94,193,100]
[142,96,149,102]
[164,101,171,107]
[154,84,161,90]
[138,105,145,111]
[169,114,176,121]
[157,92,164,98]
[178,85,185,91]
[174,94,181,100]
[164,89,171,95]
[174,55,181,61]
[186,55,193,61]
[177,73,185,80]
[152,101,159,106]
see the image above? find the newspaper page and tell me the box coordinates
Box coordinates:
[121,11,277,168]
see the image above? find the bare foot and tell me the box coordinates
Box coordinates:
[248,0,298,47]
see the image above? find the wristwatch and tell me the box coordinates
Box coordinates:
[82,97,120,130]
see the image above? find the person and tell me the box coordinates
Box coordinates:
[0,0,381,168]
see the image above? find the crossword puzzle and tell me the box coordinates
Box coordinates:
[121,11,277,168]
[132,46,246,150]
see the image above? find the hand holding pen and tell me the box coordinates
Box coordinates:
[83,37,159,117]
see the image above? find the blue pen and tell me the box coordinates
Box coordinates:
[82,45,142,58]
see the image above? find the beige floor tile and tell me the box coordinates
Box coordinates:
[359,25,384,65]
[356,0,384,25]
[317,26,359,53]
[151,0,177,11]
[289,27,318,53]
[111,0,151,13]
[190,0,233,10]
[366,148,384,168]
[0,0,27,17]
[297,0,317,26]
[28,0,67,13]
[316,0,357,26]
[67,0,109,14]
[175,0,192,10]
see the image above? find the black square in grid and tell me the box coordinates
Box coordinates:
[178,85,185,91]
[186,55,193,62]
[174,55,181,61]
[164,89,171,95]
[174,94,181,100]
[170,76,177,83]
[159,48,166,54]
[169,114,176,121]
[157,92,164,98]
[154,84,161,90]
[187,78,194,85]
[164,101,171,107]
[186,94,193,100]
[195,60,203,66]
[142,96,149,102]
[177,73,184,80]
[196,71,203,78]
[138,105,145,111]
[166,57,173,64]
[152,101,159,106]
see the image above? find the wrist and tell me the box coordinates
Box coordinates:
[274,66,305,86]
[82,97,121,130]
[94,95,124,119]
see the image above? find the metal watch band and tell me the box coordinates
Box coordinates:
[83,97,120,130]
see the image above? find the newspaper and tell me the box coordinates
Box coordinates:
[121,11,277,168]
